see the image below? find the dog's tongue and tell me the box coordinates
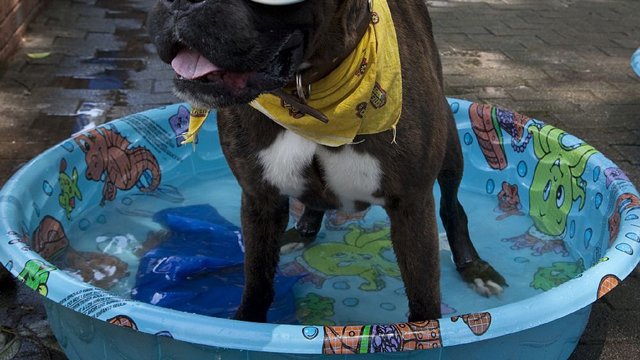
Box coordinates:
[171,49,221,79]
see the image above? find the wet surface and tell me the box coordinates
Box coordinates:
[49,70,128,90]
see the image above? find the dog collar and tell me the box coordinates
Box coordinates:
[250,0,402,147]
[182,0,402,148]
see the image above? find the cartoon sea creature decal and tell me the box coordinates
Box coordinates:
[531,259,585,291]
[303,224,400,291]
[168,105,194,146]
[290,198,369,231]
[528,125,598,236]
[502,226,569,257]
[604,167,630,189]
[469,104,532,170]
[296,293,336,326]
[32,216,70,260]
[107,315,138,330]
[608,193,640,245]
[280,261,326,288]
[451,312,492,336]
[597,274,621,299]
[323,321,441,354]
[496,181,524,220]
[29,216,128,289]
[58,159,82,220]
[17,259,56,296]
[74,127,161,206]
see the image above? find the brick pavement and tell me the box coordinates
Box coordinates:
[0,0,638,359]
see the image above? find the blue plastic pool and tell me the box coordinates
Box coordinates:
[0,99,638,359]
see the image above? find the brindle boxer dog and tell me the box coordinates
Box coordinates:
[148,0,507,323]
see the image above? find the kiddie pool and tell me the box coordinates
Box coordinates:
[0,99,639,360]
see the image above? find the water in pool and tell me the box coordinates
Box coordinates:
[63,172,583,326]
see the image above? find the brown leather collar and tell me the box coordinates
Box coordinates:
[271,0,373,123]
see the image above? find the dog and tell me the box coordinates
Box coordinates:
[148,0,506,323]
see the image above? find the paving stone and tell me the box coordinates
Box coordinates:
[603,276,640,311]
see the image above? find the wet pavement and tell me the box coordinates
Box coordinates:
[0,0,638,359]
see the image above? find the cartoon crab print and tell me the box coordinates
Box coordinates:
[496,181,524,220]
[303,224,400,291]
[528,125,598,236]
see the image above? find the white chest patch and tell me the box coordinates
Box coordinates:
[258,130,384,211]
[316,146,385,211]
[258,131,317,198]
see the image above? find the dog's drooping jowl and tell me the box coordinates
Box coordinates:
[148,0,507,323]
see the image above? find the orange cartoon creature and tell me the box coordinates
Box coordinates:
[496,182,524,220]
[74,127,161,206]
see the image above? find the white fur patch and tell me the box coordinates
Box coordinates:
[258,131,317,198]
[316,146,384,212]
[258,131,385,210]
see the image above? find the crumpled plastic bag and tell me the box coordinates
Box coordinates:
[132,204,302,323]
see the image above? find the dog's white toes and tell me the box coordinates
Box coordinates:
[470,278,503,297]
[485,280,504,295]
[280,242,305,254]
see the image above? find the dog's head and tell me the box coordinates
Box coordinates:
[148,0,367,108]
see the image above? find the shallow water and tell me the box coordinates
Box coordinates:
[64,172,582,326]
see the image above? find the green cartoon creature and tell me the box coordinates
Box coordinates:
[303,224,400,291]
[58,158,82,220]
[17,259,57,296]
[528,125,598,236]
[531,259,585,291]
[296,293,336,325]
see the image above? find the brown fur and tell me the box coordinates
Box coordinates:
[149,0,505,323]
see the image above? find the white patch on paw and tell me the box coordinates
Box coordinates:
[280,242,305,254]
[470,277,504,297]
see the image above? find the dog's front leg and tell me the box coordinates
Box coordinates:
[235,192,289,323]
[386,194,441,322]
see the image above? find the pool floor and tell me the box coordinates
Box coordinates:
[59,172,583,326]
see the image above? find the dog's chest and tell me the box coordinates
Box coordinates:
[258,131,384,211]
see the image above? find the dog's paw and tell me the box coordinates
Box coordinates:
[280,241,306,254]
[279,228,316,254]
[470,278,504,297]
[458,259,507,297]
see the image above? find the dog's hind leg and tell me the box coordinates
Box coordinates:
[387,193,442,321]
[280,207,324,253]
[438,128,507,296]
[235,192,289,323]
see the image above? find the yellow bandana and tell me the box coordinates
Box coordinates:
[183,0,402,147]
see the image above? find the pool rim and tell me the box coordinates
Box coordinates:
[0,99,638,355]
